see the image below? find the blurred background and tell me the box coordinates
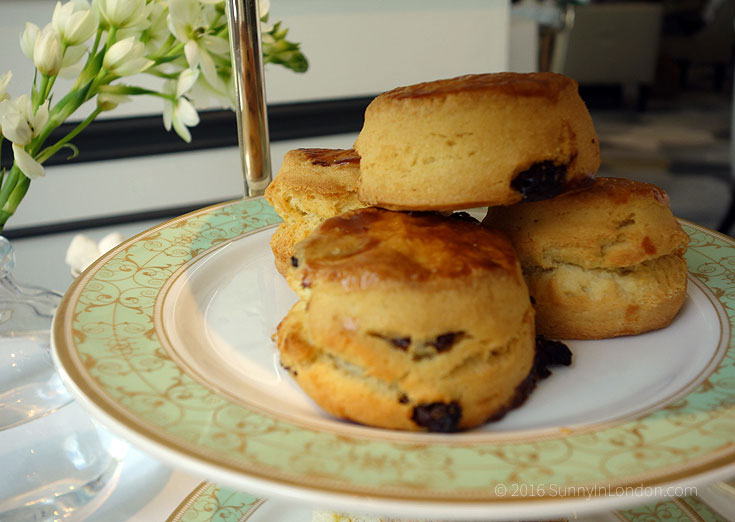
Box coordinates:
[0,0,732,290]
[523,0,733,235]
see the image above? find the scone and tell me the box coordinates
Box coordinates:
[276,208,537,432]
[354,72,600,211]
[483,177,690,339]
[264,148,365,275]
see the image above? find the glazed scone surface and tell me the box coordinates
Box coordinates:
[354,72,600,211]
[264,148,365,276]
[483,177,689,339]
[277,208,536,432]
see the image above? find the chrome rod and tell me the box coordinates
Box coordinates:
[226,0,272,196]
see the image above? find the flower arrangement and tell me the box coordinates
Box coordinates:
[0,0,307,232]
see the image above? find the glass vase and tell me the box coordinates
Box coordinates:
[0,236,70,429]
[0,236,123,520]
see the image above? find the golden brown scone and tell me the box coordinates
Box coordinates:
[264,148,365,276]
[483,177,690,339]
[354,72,600,211]
[276,208,537,432]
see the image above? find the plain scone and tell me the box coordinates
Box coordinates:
[276,208,537,432]
[483,177,690,339]
[264,148,365,276]
[354,72,600,211]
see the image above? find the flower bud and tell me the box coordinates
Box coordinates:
[94,0,147,29]
[33,25,64,76]
[103,36,153,77]
[53,1,99,46]
[20,23,40,61]
[97,91,130,111]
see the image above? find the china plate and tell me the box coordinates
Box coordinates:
[52,198,735,520]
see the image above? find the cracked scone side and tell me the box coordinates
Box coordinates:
[264,148,365,277]
[483,177,689,339]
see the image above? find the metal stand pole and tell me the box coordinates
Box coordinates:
[226,0,272,197]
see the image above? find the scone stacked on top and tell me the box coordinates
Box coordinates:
[266,72,611,432]
[483,177,690,339]
[264,148,365,276]
[354,72,600,210]
[278,208,538,432]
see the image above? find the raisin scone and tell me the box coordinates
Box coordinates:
[276,208,537,432]
[354,72,600,211]
[483,177,690,339]
[264,148,365,276]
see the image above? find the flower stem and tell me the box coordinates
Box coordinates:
[34,75,50,109]
[2,170,30,219]
[0,164,24,231]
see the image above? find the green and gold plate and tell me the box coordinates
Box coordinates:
[52,197,735,520]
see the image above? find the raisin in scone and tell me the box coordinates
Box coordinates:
[264,148,365,276]
[276,208,537,432]
[354,72,600,211]
[483,177,690,339]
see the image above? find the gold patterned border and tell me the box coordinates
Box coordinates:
[166,481,264,522]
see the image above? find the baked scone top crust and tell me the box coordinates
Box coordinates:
[379,71,575,102]
[265,148,360,201]
[354,72,600,210]
[292,208,520,291]
[483,177,690,269]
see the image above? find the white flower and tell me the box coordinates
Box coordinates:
[33,25,64,76]
[168,0,229,93]
[20,23,40,61]
[65,232,124,276]
[0,96,49,145]
[52,0,99,46]
[0,111,32,146]
[0,96,49,180]
[93,0,148,29]
[162,71,200,143]
[0,71,11,104]
[142,1,169,53]
[175,68,199,97]
[103,37,153,76]
[12,144,45,180]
